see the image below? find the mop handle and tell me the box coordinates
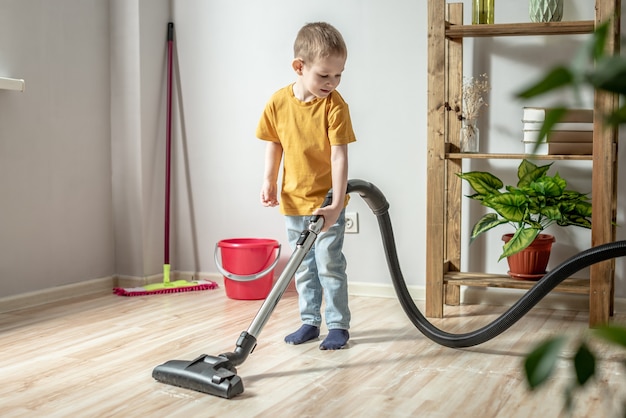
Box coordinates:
[164,22,174,266]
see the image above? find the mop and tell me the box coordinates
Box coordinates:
[114,23,216,296]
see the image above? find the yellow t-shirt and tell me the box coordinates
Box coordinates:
[256,84,356,216]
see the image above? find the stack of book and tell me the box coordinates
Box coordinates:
[522,107,594,155]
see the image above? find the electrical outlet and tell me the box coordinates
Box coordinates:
[345,212,359,233]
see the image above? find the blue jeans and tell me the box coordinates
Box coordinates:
[285,209,350,330]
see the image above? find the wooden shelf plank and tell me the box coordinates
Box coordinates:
[446,152,593,160]
[445,20,595,39]
[445,272,590,295]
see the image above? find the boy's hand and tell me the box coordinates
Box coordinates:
[260,183,279,207]
[312,206,342,232]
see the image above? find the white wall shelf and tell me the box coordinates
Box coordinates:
[0,76,25,92]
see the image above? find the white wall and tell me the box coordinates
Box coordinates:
[168,0,428,289]
[0,0,114,297]
[109,0,171,278]
[0,0,624,300]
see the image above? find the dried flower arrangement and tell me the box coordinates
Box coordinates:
[443,74,491,152]
[445,73,491,122]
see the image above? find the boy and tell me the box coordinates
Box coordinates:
[256,22,356,350]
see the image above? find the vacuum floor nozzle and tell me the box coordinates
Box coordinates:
[152,354,244,399]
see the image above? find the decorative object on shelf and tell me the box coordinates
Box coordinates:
[502,233,555,280]
[456,159,592,265]
[472,0,494,24]
[522,106,594,155]
[448,73,490,152]
[460,118,480,153]
[529,0,563,23]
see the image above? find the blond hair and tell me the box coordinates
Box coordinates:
[293,22,347,63]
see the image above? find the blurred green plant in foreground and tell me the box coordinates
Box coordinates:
[516,18,626,415]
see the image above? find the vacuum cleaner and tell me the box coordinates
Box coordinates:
[152,179,626,399]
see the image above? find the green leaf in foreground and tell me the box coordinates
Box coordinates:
[593,324,626,348]
[524,335,567,390]
[516,66,574,99]
[573,342,596,386]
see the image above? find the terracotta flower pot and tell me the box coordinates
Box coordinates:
[502,233,555,280]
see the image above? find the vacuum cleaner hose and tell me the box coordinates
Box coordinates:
[347,179,626,348]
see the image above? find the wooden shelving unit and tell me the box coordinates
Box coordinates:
[425,1,621,326]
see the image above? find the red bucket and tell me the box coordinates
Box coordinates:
[215,238,281,300]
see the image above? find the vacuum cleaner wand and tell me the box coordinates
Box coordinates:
[152,192,330,398]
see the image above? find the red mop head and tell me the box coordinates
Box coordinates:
[113,279,218,297]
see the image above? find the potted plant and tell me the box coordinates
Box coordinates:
[457,159,592,277]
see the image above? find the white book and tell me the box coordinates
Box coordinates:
[522,107,593,123]
[523,121,594,131]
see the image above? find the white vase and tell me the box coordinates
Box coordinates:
[529,0,563,23]
[460,119,479,153]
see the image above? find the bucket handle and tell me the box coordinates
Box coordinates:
[214,243,281,282]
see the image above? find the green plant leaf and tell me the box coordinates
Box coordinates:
[516,66,574,99]
[524,335,568,390]
[456,171,503,196]
[500,227,540,260]
[517,161,552,188]
[558,215,592,228]
[464,192,486,202]
[485,192,529,223]
[517,159,539,181]
[530,175,566,197]
[593,324,626,348]
[586,55,626,94]
[470,213,508,241]
[607,102,626,125]
[573,342,596,386]
[588,20,611,62]
[568,21,607,76]
[539,205,563,222]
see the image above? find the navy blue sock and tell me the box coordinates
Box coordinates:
[284,324,320,345]
[319,329,349,350]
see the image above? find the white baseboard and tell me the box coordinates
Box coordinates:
[0,272,225,314]
[349,280,626,313]
[0,276,115,313]
[2,273,625,316]
[349,281,425,300]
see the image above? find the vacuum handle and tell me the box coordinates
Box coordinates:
[308,189,334,225]
[214,244,281,282]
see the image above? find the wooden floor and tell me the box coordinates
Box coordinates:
[2,285,625,417]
